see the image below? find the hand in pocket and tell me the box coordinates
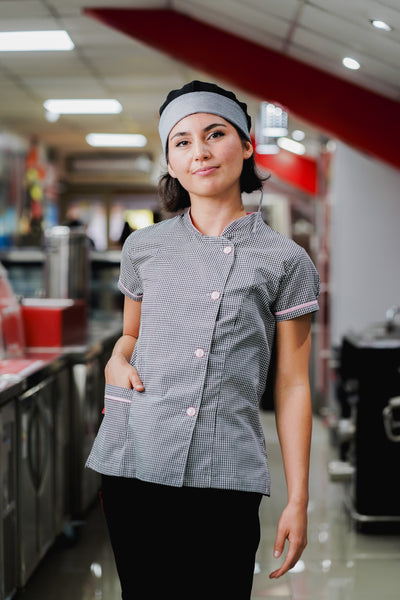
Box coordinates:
[105,354,144,392]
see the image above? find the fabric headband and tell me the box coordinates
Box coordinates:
[158,91,251,158]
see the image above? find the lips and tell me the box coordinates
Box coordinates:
[193,166,218,176]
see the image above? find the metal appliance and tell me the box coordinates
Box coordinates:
[17,377,56,586]
[53,367,71,535]
[70,355,103,516]
[0,401,17,600]
[44,226,89,300]
[338,332,400,530]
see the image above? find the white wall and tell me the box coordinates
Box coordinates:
[330,142,400,346]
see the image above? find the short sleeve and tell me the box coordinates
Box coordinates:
[118,233,143,301]
[274,248,320,321]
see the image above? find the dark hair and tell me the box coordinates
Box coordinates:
[158,129,266,213]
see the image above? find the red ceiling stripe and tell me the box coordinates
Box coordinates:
[85,8,400,171]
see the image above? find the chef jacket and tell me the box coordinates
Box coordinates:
[86,209,320,495]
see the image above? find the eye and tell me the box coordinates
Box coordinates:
[175,138,189,148]
[208,130,225,140]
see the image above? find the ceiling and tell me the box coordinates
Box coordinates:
[0,0,399,180]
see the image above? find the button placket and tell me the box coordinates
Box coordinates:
[184,238,234,432]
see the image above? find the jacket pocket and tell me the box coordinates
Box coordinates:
[101,383,133,447]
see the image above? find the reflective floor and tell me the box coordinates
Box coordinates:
[15,412,400,600]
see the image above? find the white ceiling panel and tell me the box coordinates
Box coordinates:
[24,77,107,97]
[48,0,166,16]
[101,76,184,96]
[379,0,400,10]
[0,80,32,99]
[287,43,400,100]
[0,53,94,79]
[242,0,304,21]
[312,0,400,33]
[64,16,143,48]
[0,0,51,19]
[346,52,400,89]
[174,0,292,50]
[292,24,400,96]
[0,96,42,118]
[309,0,379,18]
[87,53,180,77]
[0,17,61,31]
[293,26,363,63]
[300,5,400,64]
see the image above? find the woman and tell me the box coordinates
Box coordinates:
[86,80,320,599]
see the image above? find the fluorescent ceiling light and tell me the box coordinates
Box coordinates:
[371,19,392,32]
[86,133,147,148]
[342,57,361,70]
[0,30,74,51]
[43,99,122,114]
[277,137,306,155]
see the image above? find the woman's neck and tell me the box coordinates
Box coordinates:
[189,195,246,237]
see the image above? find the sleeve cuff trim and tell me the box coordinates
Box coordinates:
[118,279,143,299]
[275,299,318,316]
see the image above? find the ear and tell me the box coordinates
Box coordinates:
[243,140,253,160]
[168,162,177,178]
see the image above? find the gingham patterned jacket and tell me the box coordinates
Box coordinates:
[86,210,320,494]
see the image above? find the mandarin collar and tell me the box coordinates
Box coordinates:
[182,208,260,241]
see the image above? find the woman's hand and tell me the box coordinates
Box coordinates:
[104,297,144,391]
[105,352,144,391]
[269,502,308,579]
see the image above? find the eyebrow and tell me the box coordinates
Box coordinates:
[170,122,228,141]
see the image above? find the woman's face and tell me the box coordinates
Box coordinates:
[167,113,253,202]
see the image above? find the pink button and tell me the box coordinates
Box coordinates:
[186,407,196,417]
[194,348,205,358]
[210,291,221,300]
[223,246,233,254]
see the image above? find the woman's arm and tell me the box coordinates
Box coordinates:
[104,296,144,391]
[269,314,312,579]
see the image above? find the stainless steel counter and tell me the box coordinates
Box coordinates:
[0,314,122,600]
[0,314,122,405]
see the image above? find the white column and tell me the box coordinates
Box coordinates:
[329,142,400,346]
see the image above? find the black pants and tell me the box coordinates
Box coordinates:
[101,475,262,600]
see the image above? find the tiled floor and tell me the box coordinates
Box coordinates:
[15,411,400,600]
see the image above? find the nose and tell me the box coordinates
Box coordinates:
[193,138,210,160]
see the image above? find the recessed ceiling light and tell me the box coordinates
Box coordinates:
[342,57,361,70]
[43,99,122,114]
[292,129,305,142]
[0,30,74,51]
[45,111,60,123]
[277,137,306,155]
[370,19,392,32]
[86,133,147,147]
